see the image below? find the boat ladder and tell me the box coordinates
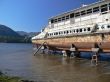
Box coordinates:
[34,42,46,56]
[91,53,98,65]
[91,47,99,65]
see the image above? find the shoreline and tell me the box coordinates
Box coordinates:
[0,71,35,82]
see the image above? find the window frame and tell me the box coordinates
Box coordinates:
[87,9,92,14]
[81,10,86,16]
[93,6,100,13]
[75,12,80,17]
[101,4,108,12]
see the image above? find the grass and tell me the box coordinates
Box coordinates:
[0,71,35,82]
[0,76,20,82]
[0,71,21,82]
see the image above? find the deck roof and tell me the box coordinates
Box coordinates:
[49,0,108,20]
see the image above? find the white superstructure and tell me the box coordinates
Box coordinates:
[32,0,110,40]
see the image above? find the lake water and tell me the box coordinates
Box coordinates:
[0,43,110,82]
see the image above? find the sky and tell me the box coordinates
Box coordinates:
[0,0,98,32]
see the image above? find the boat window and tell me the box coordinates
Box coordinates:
[58,18,61,22]
[54,19,58,22]
[62,16,65,21]
[66,30,69,34]
[72,30,75,33]
[93,7,99,13]
[87,28,91,31]
[84,28,86,31]
[80,29,82,32]
[81,10,86,15]
[107,25,110,28]
[59,32,61,35]
[70,30,72,33]
[56,32,58,35]
[87,9,92,14]
[64,31,66,34]
[66,15,69,19]
[70,13,74,18]
[52,33,53,36]
[101,4,108,12]
[76,29,79,33]
[51,19,54,23]
[75,12,80,17]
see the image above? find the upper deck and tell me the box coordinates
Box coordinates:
[49,0,110,24]
[32,0,110,40]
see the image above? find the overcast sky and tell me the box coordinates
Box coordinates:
[0,0,98,32]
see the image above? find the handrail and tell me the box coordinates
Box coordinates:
[33,42,46,56]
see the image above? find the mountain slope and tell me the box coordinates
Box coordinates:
[16,31,40,37]
[0,24,23,43]
[0,24,39,43]
[0,25,20,37]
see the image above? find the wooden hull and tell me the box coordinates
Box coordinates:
[32,33,110,52]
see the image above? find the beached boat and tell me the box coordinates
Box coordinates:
[32,0,110,53]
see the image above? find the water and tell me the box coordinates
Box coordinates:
[0,43,110,82]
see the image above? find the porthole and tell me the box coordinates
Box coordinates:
[73,30,75,33]
[64,31,66,34]
[66,30,69,34]
[76,29,79,33]
[56,32,58,35]
[70,30,71,33]
[107,25,110,28]
[80,29,82,32]
[84,28,86,31]
[87,28,91,31]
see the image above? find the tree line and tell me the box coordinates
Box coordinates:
[0,36,32,43]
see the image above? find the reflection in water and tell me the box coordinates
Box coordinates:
[0,43,110,82]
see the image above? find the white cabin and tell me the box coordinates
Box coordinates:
[32,0,110,40]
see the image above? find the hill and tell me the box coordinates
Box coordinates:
[0,24,30,43]
[0,25,20,37]
[16,31,40,37]
[0,24,40,43]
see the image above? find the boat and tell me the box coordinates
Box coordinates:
[32,0,110,53]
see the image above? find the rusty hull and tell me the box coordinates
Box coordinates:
[32,33,110,52]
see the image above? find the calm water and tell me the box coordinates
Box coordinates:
[0,43,110,82]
